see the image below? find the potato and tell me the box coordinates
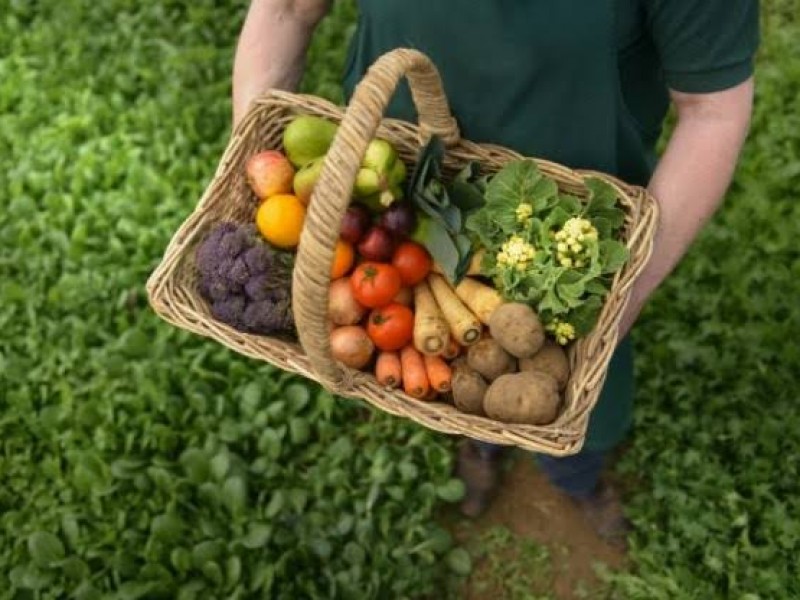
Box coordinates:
[519,340,570,390]
[451,362,488,415]
[483,371,561,425]
[488,303,545,358]
[467,338,516,381]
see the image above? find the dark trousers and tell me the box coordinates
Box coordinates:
[472,439,605,499]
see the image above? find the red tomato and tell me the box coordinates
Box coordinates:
[391,242,432,287]
[367,303,414,351]
[350,262,402,308]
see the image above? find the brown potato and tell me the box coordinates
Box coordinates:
[518,340,570,390]
[483,371,561,425]
[467,338,516,381]
[451,362,488,415]
[488,303,545,358]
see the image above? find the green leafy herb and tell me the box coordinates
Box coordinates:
[466,159,629,339]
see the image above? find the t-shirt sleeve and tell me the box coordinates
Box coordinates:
[644,0,760,93]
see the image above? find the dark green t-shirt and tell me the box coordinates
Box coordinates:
[343,0,759,186]
[341,0,759,450]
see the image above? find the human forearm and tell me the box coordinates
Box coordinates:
[618,78,754,336]
[232,0,330,127]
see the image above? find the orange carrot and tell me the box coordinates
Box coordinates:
[400,345,430,398]
[441,337,461,360]
[423,354,453,393]
[376,351,402,388]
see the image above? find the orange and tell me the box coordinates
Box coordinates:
[256,194,306,249]
[331,239,355,278]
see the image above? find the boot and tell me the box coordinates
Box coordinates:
[573,480,633,551]
[454,439,509,518]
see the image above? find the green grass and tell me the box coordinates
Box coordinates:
[456,526,554,600]
[1,0,799,598]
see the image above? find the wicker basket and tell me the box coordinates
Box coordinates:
[146,49,658,456]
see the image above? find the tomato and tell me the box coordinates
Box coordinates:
[367,303,414,351]
[350,262,402,308]
[391,241,432,287]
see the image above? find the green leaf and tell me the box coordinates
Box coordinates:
[110,458,145,480]
[584,177,619,211]
[241,523,272,549]
[179,448,210,484]
[28,531,65,567]
[11,563,52,590]
[192,541,225,569]
[284,382,311,412]
[226,555,243,588]
[210,450,231,480]
[568,295,605,336]
[344,542,366,565]
[202,561,224,586]
[599,239,630,274]
[74,581,103,600]
[411,215,460,282]
[436,479,466,503]
[289,417,311,444]
[114,581,158,600]
[265,490,286,518]
[61,513,80,548]
[222,476,247,514]
[257,428,282,460]
[445,547,473,576]
[151,513,184,543]
[240,382,262,416]
[250,562,275,593]
[448,162,486,212]
[176,581,207,600]
[171,548,193,573]
[289,488,309,513]
[409,136,464,234]
[426,527,453,554]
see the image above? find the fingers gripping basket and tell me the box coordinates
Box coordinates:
[147,49,659,456]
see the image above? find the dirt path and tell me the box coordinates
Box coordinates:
[441,451,628,599]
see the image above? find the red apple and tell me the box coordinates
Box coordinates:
[246,150,295,200]
[357,226,395,262]
[340,204,372,244]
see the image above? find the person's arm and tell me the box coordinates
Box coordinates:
[617,77,755,337]
[232,0,331,127]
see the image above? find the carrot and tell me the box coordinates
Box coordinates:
[455,277,503,325]
[400,345,430,398]
[424,354,452,393]
[441,337,461,360]
[427,274,482,346]
[376,351,402,388]
[413,281,450,355]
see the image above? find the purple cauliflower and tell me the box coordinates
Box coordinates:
[194,221,295,336]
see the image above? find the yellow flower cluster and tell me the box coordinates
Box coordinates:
[546,319,577,346]
[553,217,598,268]
[515,202,533,224]
[496,235,536,271]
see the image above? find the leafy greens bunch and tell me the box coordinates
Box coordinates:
[466,160,629,342]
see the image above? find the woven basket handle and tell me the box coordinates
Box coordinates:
[292,48,460,388]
